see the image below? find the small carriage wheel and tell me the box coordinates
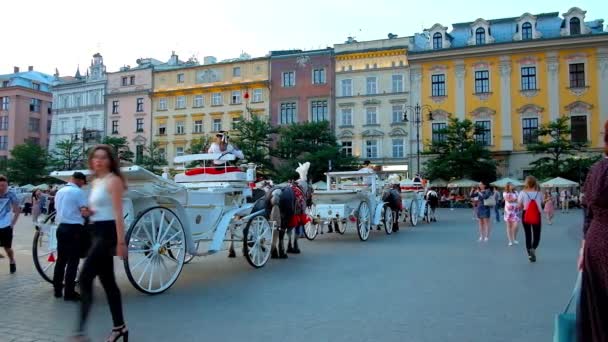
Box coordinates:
[409,200,419,226]
[382,204,393,235]
[243,215,273,268]
[356,201,371,241]
[32,212,57,284]
[169,241,199,264]
[304,205,319,241]
[335,219,346,235]
[124,206,186,295]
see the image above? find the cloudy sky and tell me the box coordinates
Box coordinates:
[1,0,606,76]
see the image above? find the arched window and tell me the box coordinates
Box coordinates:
[570,17,581,35]
[475,28,486,45]
[522,22,533,40]
[432,32,442,49]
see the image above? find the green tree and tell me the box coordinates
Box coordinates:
[232,115,274,177]
[272,121,358,182]
[139,141,167,174]
[184,136,212,168]
[559,154,602,185]
[7,142,49,185]
[50,137,83,170]
[101,136,134,164]
[424,117,497,183]
[527,116,584,179]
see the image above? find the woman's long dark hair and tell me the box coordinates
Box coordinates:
[88,144,127,189]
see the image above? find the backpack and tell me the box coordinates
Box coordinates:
[523,192,541,225]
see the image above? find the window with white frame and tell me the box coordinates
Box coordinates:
[158,98,167,110]
[474,70,490,93]
[432,74,446,96]
[313,68,326,84]
[571,115,588,143]
[366,107,377,125]
[121,77,128,86]
[176,146,184,157]
[29,118,40,132]
[569,63,585,88]
[74,119,81,132]
[280,102,296,124]
[193,95,204,108]
[282,71,295,87]
[311,100,328,122]
[365,140,378,158]
[194,120,203,133]
[32,83,41,91]
[341,79,353,96]
[112,100,119,114]
[392,105,404,123]
[521,67,537,90]
[60,120,68,134]
[158,123,166,135]
[475,28,486,45]
[130,76,135,85]
[392,75,403,93]
[522,22,533,40]
[341,108,353,126]
[432,122,447,143]
[231,91,241,104]
[570,17,581,35]
[392,138,404,158]
[176,96,186,109]
[212,93,222,106]
[232,117,241,130]
[474,120,491,146]
[252,89,263,102]
[522,118,538,144]
[0,116,8,130]
[30,98,41,112]
[366,77,377,95]
[175,120,185,135]
[112,120,119,134]
[233,67,241,77]
[136,118,144,132]
[136,98,144,112]
[341,141,353,157]
[177,73,185,83]
[0,136,7,150]
[433,32,443,49]
[212,118,222,132]
[0,97,9,110]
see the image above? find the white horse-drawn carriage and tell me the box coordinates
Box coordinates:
[33,153,273,295]
[303,170,394,241]
[397,180,428,226]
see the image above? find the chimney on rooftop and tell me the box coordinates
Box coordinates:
[28,66,34,71]
[13,66,19,73]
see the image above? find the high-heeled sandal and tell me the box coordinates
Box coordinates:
[106,325,129,342]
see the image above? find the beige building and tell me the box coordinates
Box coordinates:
[152,55,270,165]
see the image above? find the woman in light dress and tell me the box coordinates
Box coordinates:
[503,182,520,246]
[543,190,555,225]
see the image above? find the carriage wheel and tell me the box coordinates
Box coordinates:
[410,200,419,226]
[335,219,346,235]
[32,212,57,283]
[356,202,371,241]
[382,204,393,235]
[124,206,186,295]
[304,205,319,241]
[243,215,272,268]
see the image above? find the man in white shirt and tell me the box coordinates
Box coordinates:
[208,131,244,166]
[53,172,88,301]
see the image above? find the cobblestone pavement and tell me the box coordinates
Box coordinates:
[1,209,582,342]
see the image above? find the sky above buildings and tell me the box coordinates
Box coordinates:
[1,0,606,76]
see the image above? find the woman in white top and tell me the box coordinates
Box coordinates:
[73,145,128,342]
[207,131,244,166]
[517,176,543,262]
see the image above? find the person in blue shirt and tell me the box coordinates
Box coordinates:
[53,172,89,301]
[0,175,21,274]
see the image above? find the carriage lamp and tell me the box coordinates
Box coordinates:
[402,103,434,176]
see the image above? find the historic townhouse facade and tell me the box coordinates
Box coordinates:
[49,53,107,153]
[152,55,270,166]
[269,48,335,126]
[0,67,56,161]
[334,37,411,166]
[408,7,608,178]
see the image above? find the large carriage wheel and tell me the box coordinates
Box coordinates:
[409,200,419,226]
[243,215,273,268]
[124,206,186,295]
[303,205,319,241]
[356,202,371,241]
[382,204,394,235]
[32,212,57,283]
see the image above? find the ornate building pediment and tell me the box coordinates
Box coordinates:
[467,18,495,46]
[431,109,450,120]
[133,135,147,144]
[338,102,356,107]
[470,107,496,118]
[388,128,408,137]
[361,129,385,137]
[516,104,544,115]
[564,101,593,113]
[561,7,591,36]
[337,130,354,139]
[363,99,381,106]
[513,13,543,41]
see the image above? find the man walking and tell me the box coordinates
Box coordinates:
[53,172,88,301]
[0,175,21,274]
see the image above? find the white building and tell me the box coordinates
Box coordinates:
[49,53,107,153]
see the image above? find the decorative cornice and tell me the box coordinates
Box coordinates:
[389,128,408,137]
[363,99,381,105]
[335,49,406,61]
[361,129,385,137]
[469,106,496,118]
[564,100,593,112]
[516,56,539,65]
[432,109,450,120]
[338,102,356,107]
[337,130,354,139]
[516,103,544,114]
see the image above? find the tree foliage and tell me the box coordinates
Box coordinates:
[7,142,49,185]
[424,117,497,183]
[526,116,585,180]
[232,115,275,177]
[101,136,134,164]
[50,137,83,170]
[139,141,167,174]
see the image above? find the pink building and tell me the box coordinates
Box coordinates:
[106,59,159,162]
[0,67,55,163]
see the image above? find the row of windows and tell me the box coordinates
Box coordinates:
[281,68,327,87]
[340,139,406,159]
[429,63,586,97]
[0,135,42,150]
[112,98,145,114]
[339,105,405,126]
[111,118,145,134]
[0,97,51,114]
[340,75,404,97]
[279,100,329,124]
[56,117,101,134]
[57,91,104,109]
[157,117,241,136]
[157,89,264,110]
[339,61,405,72]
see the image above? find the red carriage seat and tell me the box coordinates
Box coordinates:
[185,166,241,176]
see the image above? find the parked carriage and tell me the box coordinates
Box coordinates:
[398,180,429,226]
[32,153,273,295]
[303,170,393,241]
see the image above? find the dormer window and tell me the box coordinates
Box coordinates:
[476,28,486,45]
[433,33,442,49]
[570,17,581,35]
[522,22,533,40]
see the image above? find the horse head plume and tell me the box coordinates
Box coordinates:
[295,162,310,181]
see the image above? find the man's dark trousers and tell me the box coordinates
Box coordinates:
[53,223,82,296]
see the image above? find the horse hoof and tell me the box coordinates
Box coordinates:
[271,249,279,259]
[279,253,288,259]
[228,251,236,258]
[286,247,295,254]
[293,248,301,254]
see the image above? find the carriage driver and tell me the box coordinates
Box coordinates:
[208,131,244,166]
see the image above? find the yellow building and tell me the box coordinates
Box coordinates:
[408,7,608,178]
[152,55,270,165]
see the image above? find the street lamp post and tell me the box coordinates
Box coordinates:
[403,103,434,176]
